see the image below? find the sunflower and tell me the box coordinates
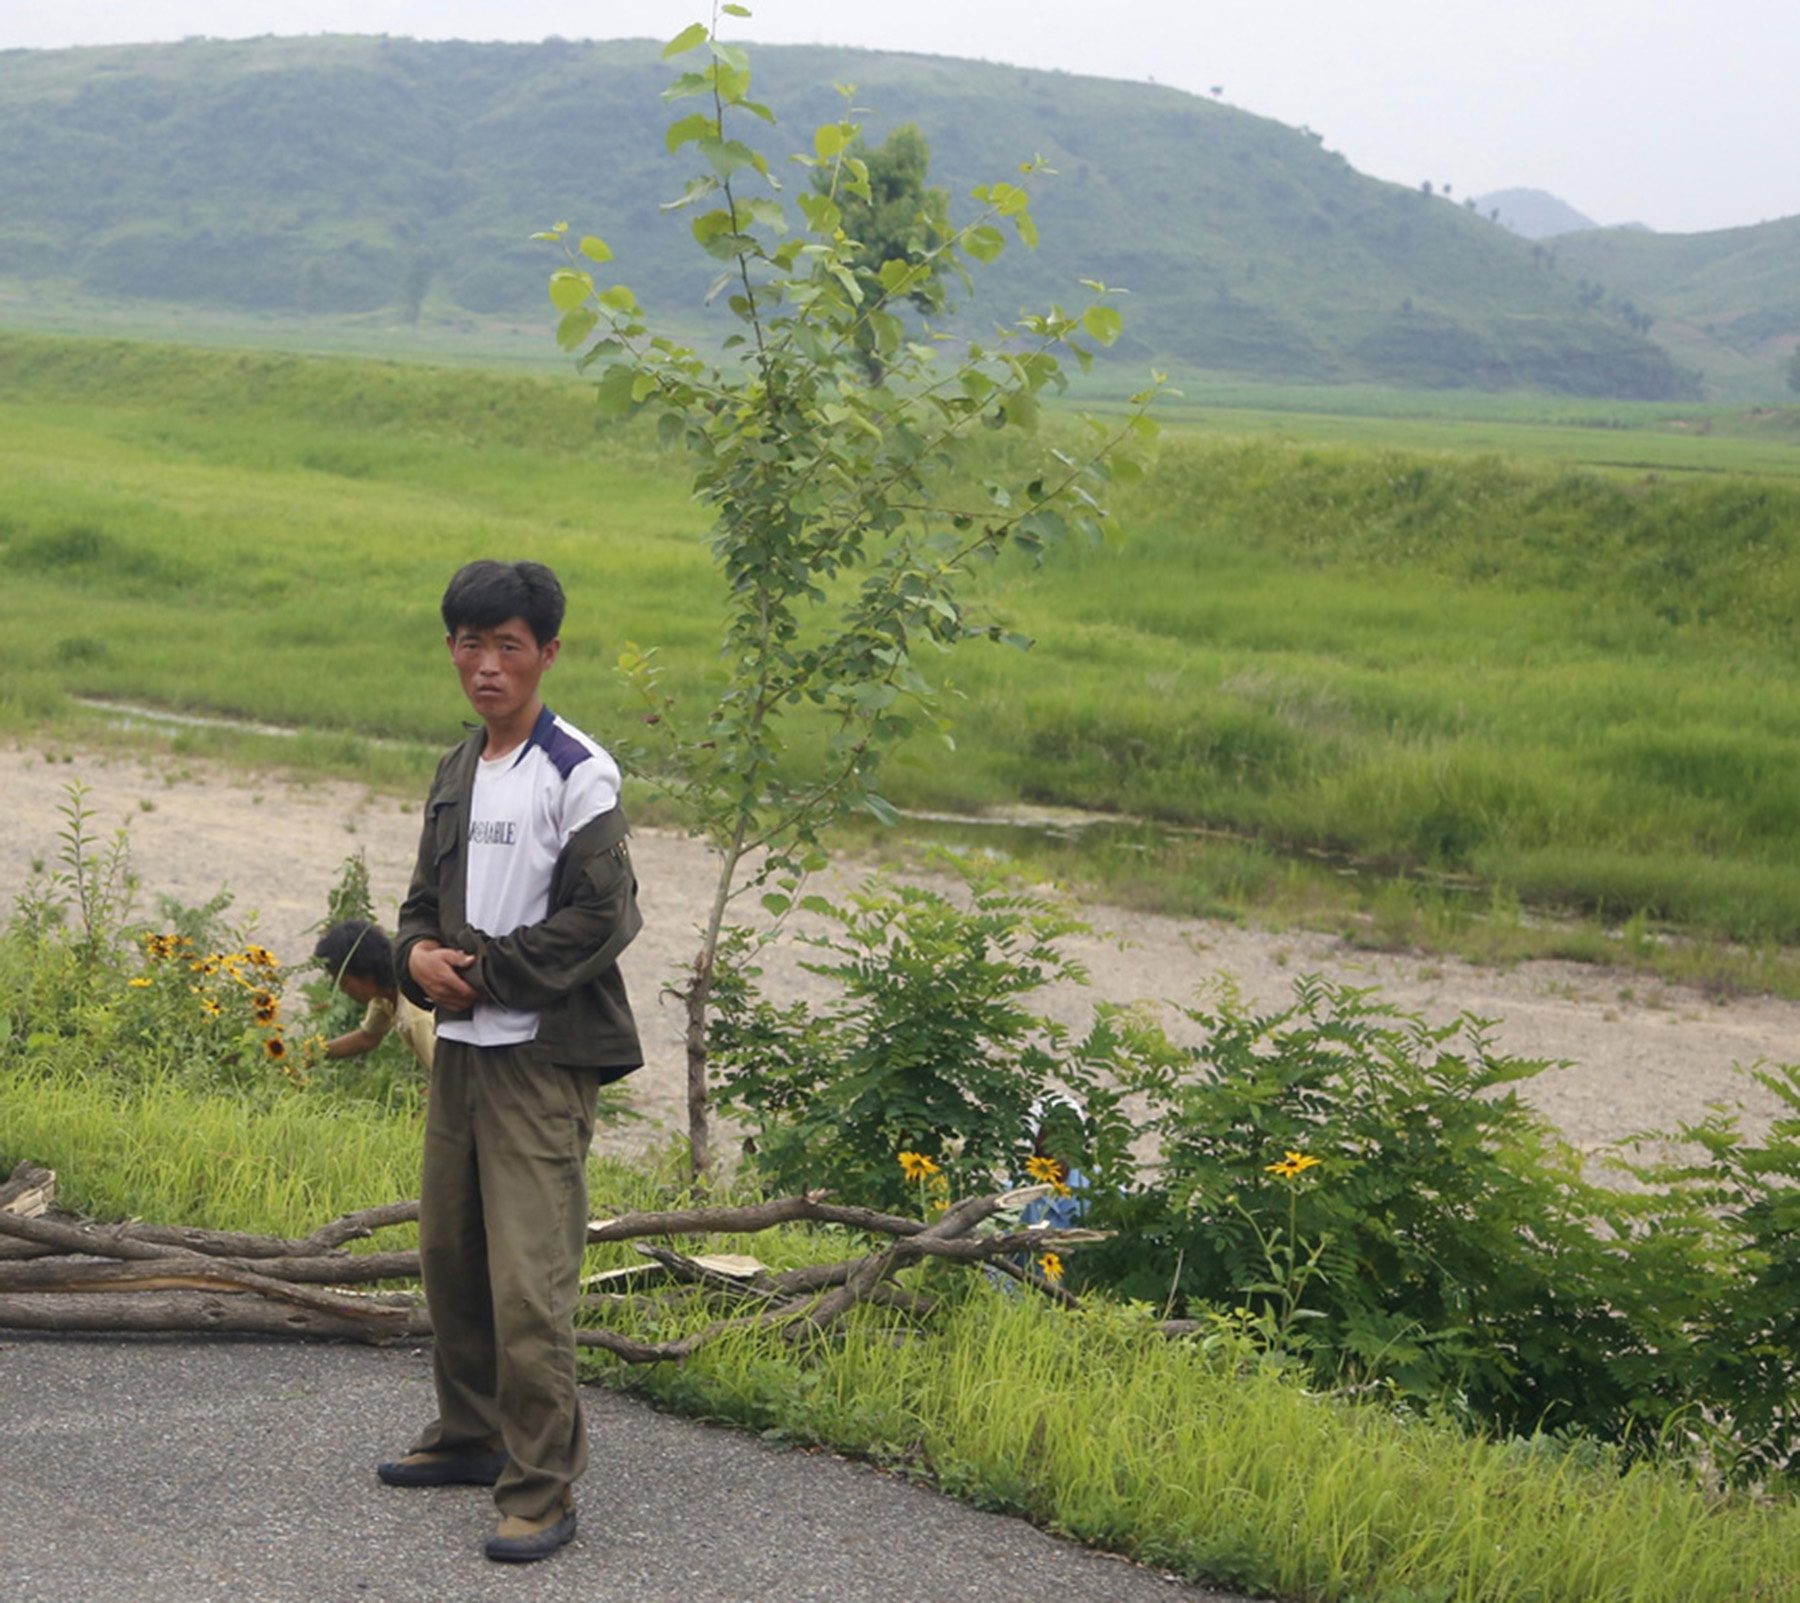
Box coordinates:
[128,976,154,989]
[198,997,223,1019]
[244,944,279,971]
[1265,1150,1324,1179]
[1038,1251,1065,1283]
[897,1150,942,1183]
[262,1035,288,1063]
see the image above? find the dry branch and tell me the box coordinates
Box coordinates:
[0,1174,1109,1356]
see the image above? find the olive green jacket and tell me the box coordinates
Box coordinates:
[395,724,644,1069]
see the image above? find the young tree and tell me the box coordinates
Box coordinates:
[819,122,951,382]
[540,8,1158,1176]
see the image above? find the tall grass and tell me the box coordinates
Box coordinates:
[600,1294,1797,1602]
[0,1061,424,1238]
[8,331,1800,948]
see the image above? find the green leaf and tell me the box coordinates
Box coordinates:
[663,22,709,59]
[760,893,791,916]
[723,3,752,15]
[699,136,758,181]
[597,284,640,314]
[864,793,902,827]
[579,235,613,264]
[665,112,715,153]
[592,364,638,417]
[1081,304,1123,345]
[661,175,720,212]
[547,269,592,311]
[964,224,1005,264]
[555,306,599,352]
[814,123,849,159]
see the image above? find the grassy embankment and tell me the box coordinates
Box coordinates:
[5,332,1800,990]
[4,1062,1794,1602]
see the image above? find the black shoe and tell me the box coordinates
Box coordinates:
[376,1449,507,1487]
[485,1507,577,1564]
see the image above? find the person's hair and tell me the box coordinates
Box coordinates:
[312,919,396,988]
[440,560,566,648]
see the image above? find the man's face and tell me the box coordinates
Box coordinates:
[447,616,559,727]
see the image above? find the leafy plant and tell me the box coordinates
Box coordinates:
[1621,1065,1800,1478]
[12,780,137,959]
[710,859,1159,1213]
[540,6,1156,1172]
[1083,975,1715,1442]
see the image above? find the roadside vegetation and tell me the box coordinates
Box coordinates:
[5,332,1800,994]
[3,801,1795,1601]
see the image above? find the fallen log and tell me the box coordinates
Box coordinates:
[0,1173,1110,1354]
[0,1291,430,1343]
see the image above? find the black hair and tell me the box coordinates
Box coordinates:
[440,560,566,648]
[312,919,396,988]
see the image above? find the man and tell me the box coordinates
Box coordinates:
[384,559,643,1565]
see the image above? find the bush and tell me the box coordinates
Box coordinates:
[710,862,1165,1214]
[1084,976,1698,1440]
[709,860,1799,1463]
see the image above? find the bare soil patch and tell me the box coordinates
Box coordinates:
[4,738,1791,1158]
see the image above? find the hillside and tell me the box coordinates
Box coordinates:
[1470,188,1599,240]
[1554,216,1800,399]
[0,35,1695,397]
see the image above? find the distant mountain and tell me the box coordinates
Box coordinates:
[1553,215,1800,400]
[1472,189,1600,240]
[0,37,1696,397]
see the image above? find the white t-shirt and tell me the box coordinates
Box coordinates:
[437,707,620,1048]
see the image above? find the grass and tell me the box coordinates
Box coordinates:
[4,1055,1792,1601]
[8,331,1800,986]
[0,1060,425,1241]
[595,1294,1798,1603]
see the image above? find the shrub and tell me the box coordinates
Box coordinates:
[710,861,1166,1214]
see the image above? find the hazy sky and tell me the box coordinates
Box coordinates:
[4,0,1792,235]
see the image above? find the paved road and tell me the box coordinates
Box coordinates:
[0,1336,1247,1603]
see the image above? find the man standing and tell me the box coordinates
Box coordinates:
[385,559,642,1564]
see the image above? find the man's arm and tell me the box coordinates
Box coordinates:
[453,821,640,1012]
[393,765,478,1012]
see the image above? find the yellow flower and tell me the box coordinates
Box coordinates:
[1024,1154,1061,1184]
[897,1150,942,1183]
[199,998,223,1019]
[1038,1251,1065,1283]
[262,1035,288,1063]
[244,944,279,971]
[128,976,153,989]
[1265,1150,1324,1179]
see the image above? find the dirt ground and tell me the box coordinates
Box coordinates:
[4,736,1793,1160]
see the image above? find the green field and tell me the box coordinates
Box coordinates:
[5,331,1800,965]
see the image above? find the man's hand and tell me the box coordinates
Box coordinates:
[409,940,479,1009]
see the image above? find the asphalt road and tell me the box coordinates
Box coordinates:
[0,1336,1249,1603]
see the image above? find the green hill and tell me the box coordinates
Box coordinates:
[0,35,1695,398]
[1554,217,1800,401]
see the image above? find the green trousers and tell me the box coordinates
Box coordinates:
[410,1037,602,1521]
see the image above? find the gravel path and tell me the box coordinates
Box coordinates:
[3,735,1793,1154]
